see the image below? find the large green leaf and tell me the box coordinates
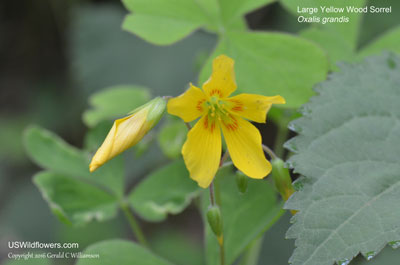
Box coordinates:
[359,26,400,58]
[150,229,204,265]
[203,166,284,265]
[281,0,400,70]
[128,160,200,222]
[280,0,366,46]
[76,239,174,265]
[299,27,357,70]
[83,85,150,127]
[121,0,277,44]
[24,126,124,197]
[122,0,209,45]
[24,126,124,224]
[199,31,328,108]
[34,171,118,225]
[197,0,275,29]
[284,53,400,265]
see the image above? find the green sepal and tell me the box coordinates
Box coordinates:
[207,205,223,238]
[235,171,248,194]
[271,158,294,201]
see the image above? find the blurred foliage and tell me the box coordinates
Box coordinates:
[83,85,151,127]
[76,240,173,265]
[150,229,204,265]
[203,166,284,265]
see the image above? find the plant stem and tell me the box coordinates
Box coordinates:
[208,151,229,265]
[220,241,225,265]
[262,144,278,160]
[209,182,215,206]
[120,202,149,247]
[214,175,225,265]
[185,122,192,130]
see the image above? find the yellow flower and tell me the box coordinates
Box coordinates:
[90,97,166,172]
[167,55,285,188]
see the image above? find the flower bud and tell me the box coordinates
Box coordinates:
[271,158,295,201]
[207,205,223,241]
[235,171,248,194]
[89,97,166,172]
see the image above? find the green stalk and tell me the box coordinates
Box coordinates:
[120,202,149,247]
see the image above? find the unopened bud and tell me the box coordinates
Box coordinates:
[207,205,223,238]
[235,171,248,194]
[89,97,166,172]
[271,158,295,201]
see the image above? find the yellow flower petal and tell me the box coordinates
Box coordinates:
[167,84,207,122]
[225,94,285,123]
[89,108,149,172]
[221,115,271,179]
[182,115,221,188]
[203,55,236,98]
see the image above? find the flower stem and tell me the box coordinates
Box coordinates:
[262,144,278,160]
[219,241,225,265]
[209,182,215,206]
[212,177,225,265]
[185,122,192,130]
[208,151,229,265]
[120,202,149,247]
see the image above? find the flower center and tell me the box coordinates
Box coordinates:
[206,96,228,120]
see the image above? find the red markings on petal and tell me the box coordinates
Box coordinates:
[196,99,205,111]
[203,115,216,133]
[230,99,243,112]
[222,115,239,131]
[209,89,222,97]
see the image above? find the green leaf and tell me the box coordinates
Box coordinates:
[24,126,124,225]
[280,0,367,69]
[284,53,400,265]
[359,26,400,58]
[199,31,328,108]
[198,0,275,30]
[158,118,187,159]
[83,121,113,153]
[128,160,200,222]
[122,14,201,46]
[280,0,366,46]
[217,0,275,25]
[204,166,284,265]
[150,229,204,265]
[121,0,277,44]
[299,27,356,70]
[34,171,118,225]
[122,0,209,45]
[76,239,174,265]
[83,85,150,127]
[24,126,124,197]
